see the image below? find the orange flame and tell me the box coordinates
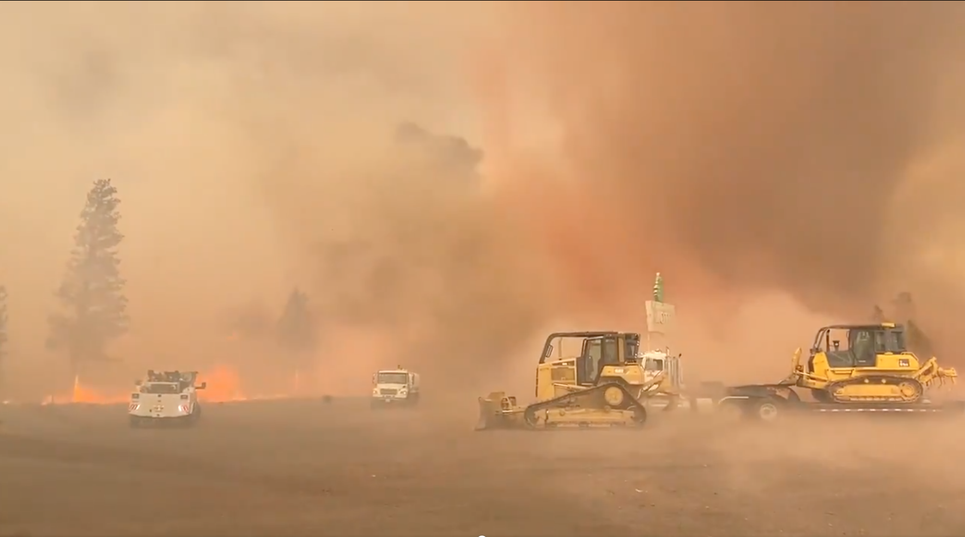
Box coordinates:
[40,375,130,405]
[71,375,130,404]
[197,365,246,402]
[41,365,302,405]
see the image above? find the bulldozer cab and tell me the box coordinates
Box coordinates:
[808,323,909,372]
[537,332,641,396]
[580,336,622,385]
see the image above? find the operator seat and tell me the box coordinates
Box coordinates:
[851,330,876,367]
[593,337,621,382]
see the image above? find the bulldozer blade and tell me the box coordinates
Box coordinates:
[476,391,524,431]
[476,396,502,431]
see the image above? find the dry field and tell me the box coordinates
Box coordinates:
[1,397,964,536]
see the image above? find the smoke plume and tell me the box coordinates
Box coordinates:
[3,2,965,398]
[476,1,965,362]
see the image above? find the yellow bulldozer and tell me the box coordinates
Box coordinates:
[788,322,957,403]
[724,322,959,419]
[476,331,679,430]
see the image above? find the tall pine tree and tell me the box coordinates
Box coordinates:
[276,287,316,392]
[47,179,129,377]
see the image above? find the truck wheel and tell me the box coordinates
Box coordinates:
[745,397,782,423]
[409,393,420,407]
[129,416,142,429]
[717,399,744,422]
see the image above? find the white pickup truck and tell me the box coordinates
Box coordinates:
[129,370,207,428]
[371,367,421,408]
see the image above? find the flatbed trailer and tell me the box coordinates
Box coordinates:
[715,384,965,422]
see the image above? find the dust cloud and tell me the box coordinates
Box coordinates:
[2,2,965,400]
[476,1,965,370]
[531,415,965,533]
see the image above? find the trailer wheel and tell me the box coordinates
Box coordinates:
[716,398,745,422]
[746,397,782,423]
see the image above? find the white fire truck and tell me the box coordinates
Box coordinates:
[129,370,207,428]
[371,367,421,408]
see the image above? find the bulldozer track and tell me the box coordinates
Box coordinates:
[521,382,648,429]
[825,375,925,404]
[814,406,949,413]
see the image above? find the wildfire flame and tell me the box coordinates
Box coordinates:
[40,365,300,405]
[197,365,245,402]
[70,374,130,404]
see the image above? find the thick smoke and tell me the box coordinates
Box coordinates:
[476,2,965,360]
[264,119,551,393]
[0,2,505,396]
[0,2,550,396]
[3,3,965,399]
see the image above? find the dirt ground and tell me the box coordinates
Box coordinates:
[1,398,965,537]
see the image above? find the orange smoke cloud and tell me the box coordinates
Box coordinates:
[8,3,965,400]
[472,2,965,352]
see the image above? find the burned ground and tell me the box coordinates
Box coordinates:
[1,398,964,536]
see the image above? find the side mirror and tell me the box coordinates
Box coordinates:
[196,382,207,390]
[372,374,376,385]
[135,380,142,387]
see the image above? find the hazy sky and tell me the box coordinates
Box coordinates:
[3,1,965,396]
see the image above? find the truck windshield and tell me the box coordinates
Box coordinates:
[142,383,181,394]
[378,372,408,385]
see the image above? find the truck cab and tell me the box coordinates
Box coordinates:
[371,367,421,408]
[638,349,684,393]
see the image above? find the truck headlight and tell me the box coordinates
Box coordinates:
[372,388,379,395]
[399,389,407,396]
